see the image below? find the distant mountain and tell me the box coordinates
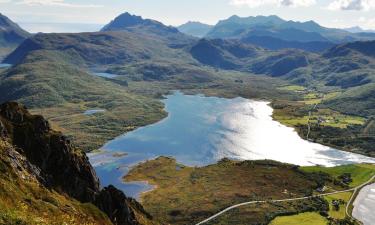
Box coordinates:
[206,15,375,46]
[324,40,375,58]
[189,38,311,76]
[242,27,330,42]
[100,12,195,45]
[206,15,284,39]
[4,30,194,66]
[102,12,178,33]
[321,41,375,116]
[0,13,29,46]
[0,13,30,59]
[178,21,213,37]
[190,39,261,70]
[345,26,375,33]
[241,35,334,53]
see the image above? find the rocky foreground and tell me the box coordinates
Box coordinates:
[0,101,157,225]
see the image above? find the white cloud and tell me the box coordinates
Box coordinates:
[357,17,375,29]
[229,0,316,8]
[280,0,316,7]
[358,16,367,22]
[17,0,103,8]
[328,0,375,11]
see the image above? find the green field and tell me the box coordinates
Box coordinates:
[301,164,375,188]
[324,192,352,220]
[270,212,328,225]
[277,85,306,92]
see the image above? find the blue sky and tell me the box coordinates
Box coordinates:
[1,0,375,32]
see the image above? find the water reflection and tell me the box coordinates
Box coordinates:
[353,183,375,225]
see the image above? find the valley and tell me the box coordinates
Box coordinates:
[0,8,375,225]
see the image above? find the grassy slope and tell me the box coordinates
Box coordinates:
[0,140,112,225]
[0,46,16,60]
[0,51,166,151]
[124,157,330,225]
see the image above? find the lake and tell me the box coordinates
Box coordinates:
[353,183,375,225]
[89,92,375,198]
[0,63,11,68]
[84,109,106,115]
[91,72,118,79]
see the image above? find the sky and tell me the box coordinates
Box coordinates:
[1,0,375,33]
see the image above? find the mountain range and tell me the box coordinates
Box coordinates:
[206,15,375,42]
[345,26,375,33]
[2,12,375,118]
[177,15,375,52]
[1,11,375,224]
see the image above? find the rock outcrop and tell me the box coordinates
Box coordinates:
[95,185,153,225]
[0,101,155,225]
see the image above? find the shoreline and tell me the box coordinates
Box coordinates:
[91,92,375,201]
[350,178,375,224]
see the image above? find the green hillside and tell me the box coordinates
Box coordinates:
[0,50,167,151]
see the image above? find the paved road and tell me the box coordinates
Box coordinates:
[196,175,375,225]
[345,175,375,221]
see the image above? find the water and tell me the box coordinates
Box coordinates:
[90,92,375,198]
[353,183,375,225]
[0,63,11,68]
[91,72,118,79]
[89,151,154,200]
[84,109,106,115]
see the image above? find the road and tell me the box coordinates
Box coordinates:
[196,175,375,225]
[306,96,320,140]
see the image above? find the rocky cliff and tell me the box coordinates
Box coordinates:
[0,101,156,225]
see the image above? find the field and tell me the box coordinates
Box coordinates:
[324,192,352,220]
[270,212,327,225]
[301,164,375,188]
[272,86,374,157]
[277,85,306,92]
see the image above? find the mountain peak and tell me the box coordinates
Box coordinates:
[228,15,241,20]
[0,13,30,57]
[102,12,144,29]
[101,12,179,34]
[178,21,213,37]
[0,13,25,32]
